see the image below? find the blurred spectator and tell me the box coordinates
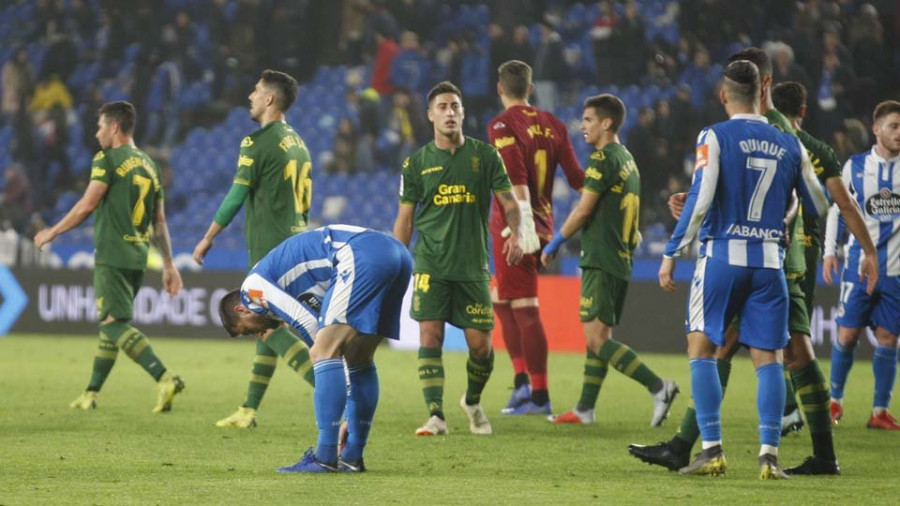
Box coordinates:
[533,20,566,112]
[848,3,887,86]
[329,117,359,174]
[370,29,400,96]
[390,31,431,94]
[614,0,647,85]
[1,48,34,122]
[627,107,656,179]
[380,89,426,168]
[143,58,182,149]
[508,25,535,67]
[812,52,855,141]
[833,118,870,162]
[29,74,73,113]
[80,86,104,152]
[769,42,812,92]
[590,0,618,86]
[0,164,34,233]
[67,0,96,42]
[678,47,717,108]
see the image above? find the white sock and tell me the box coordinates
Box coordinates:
[830,397,842,405]
[873,406,886,415]
[701,440,722,450]
[759,444,778,457]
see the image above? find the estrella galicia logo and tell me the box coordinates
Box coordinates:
[865,188,900,221]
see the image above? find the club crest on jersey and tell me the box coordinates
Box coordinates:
[492,121,506,129]
[93,151,105,161]
[471,157,480,172]
[695,144,709,172]
[240,136,253,148]
[590,151,605,161]
[865,189,900,220]
[247,289,266,307]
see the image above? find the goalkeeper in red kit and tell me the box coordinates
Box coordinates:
[488,60,585,414]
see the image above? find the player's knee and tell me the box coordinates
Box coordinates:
[875,328,899,348]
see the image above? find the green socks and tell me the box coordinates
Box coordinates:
[674,359,732,449]
[418,347,445,419]
[113,322,166,381]
[87,324,121,391]
[784,368,799,415]
[465,349,494,405]
[791,360,836,461]
[243,339,278,410]
[242,328,315,410]
[598,339,661,392]
[577,349,608,411]
[265,327,315,386]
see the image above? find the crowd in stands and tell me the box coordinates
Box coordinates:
[0,0,897,268]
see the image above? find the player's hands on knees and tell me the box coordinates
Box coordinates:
[162,265,183,295]
[192,238,213,265]
[859,255,879,295]
[822,255,840,286]
[503,232,524,265]
[668,192,687,219]
[658,256,676,292]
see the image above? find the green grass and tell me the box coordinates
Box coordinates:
[0,334,896,505]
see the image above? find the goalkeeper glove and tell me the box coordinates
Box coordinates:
[501,200,541,254]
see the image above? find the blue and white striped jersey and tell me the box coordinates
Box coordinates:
[239,224,369,344]
[665,114,829,268]
[823,149,900,277]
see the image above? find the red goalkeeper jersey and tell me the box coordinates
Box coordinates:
[488,105,584,241]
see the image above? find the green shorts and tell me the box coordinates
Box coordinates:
[802,243,821,314]
[580,268,629,325]
[94,265,144,322]
[409,273,493,330]
[787,271,810,336]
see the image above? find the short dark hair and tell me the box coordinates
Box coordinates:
[873,100,900,123]
[728,47,771,78]
[98,101,136,135]
[583,94,626,133]
[218,289,243,337]
[498,60,532,99]
[771,82,807,118]
[427,81,463,106]
[260,69,299,111]
[722,60,760,105]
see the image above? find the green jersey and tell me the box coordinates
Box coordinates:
[797,129,841,248]
[580,143,640,280]
[766,109,805,274]
[400,137,512,281]
[234,120,312,264]
[89,145,163,270]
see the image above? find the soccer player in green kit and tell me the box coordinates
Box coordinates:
[193,70,315,429]
[35,101,186,413]
[628,49,877,475]
[541,94,680,427]
[393,81,524,436]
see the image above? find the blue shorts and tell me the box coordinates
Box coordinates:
[837,274,900,336]
[685,256,789,350]
[319,231,414,340]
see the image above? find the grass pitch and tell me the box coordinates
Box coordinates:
[1,334,897,505]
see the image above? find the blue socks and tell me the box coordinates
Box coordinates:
[873,345,898,409]
[690,358,722,445]
[341,363,379,463]
[756,363,785,448]
[830,340,856,400]
[313,359,346,465]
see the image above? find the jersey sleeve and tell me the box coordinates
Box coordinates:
[556,123,584,190]
[582,150,617,196]
[488,118,528,186]
[823,159,854,257]
[665,128,721,258]
[241,273,318,346]
[399,156,419,205]
[89,151,111,185]
[487,147,513,193]
[794,137,830,219]
[233,136,257,188]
